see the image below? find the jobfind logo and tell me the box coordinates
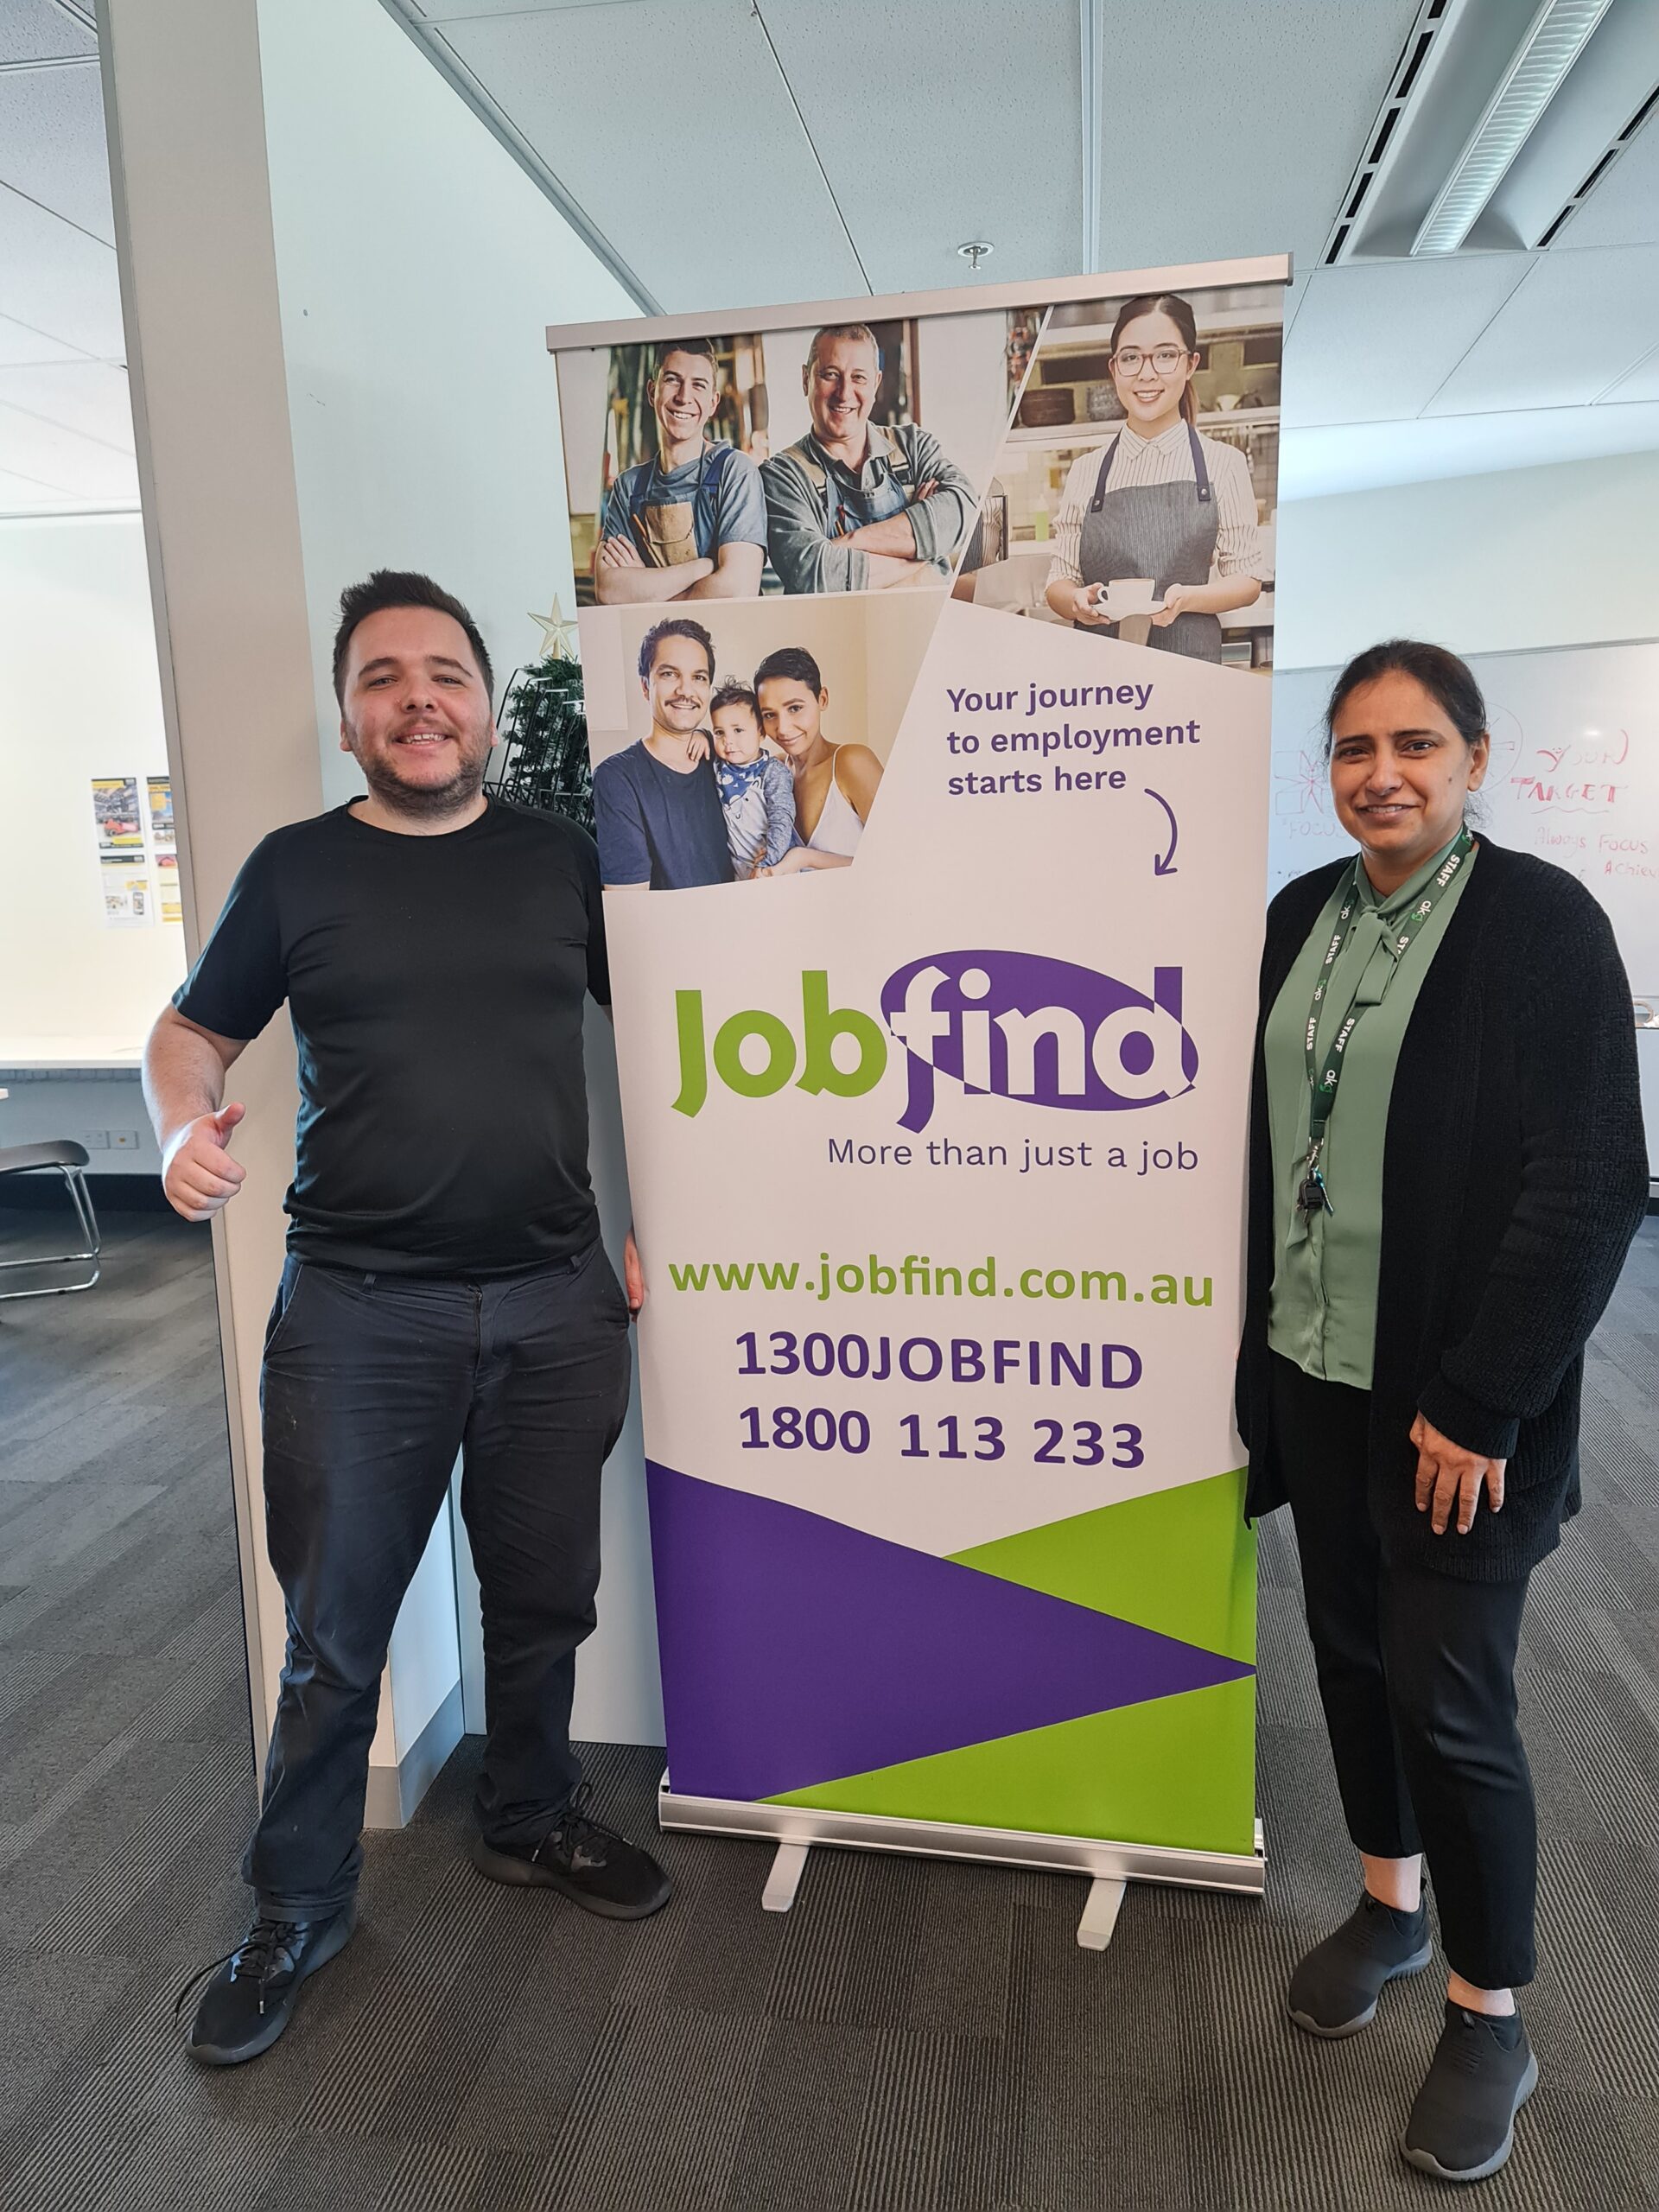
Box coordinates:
[671,955,1197,1133]
[881,950,1195,1132]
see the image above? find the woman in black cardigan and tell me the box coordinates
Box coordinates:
[1236,639,1647,2184]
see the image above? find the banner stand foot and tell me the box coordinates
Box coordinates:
[762,1840,810,1913]
[1077,1874,1127,1950]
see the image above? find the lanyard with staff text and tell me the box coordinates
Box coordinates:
[1297,826,1475,1214]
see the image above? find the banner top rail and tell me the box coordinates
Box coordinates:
[544,254,1292,353]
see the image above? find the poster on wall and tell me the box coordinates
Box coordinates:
[146,774,176,853]
[91,775,143,854]
[156,852,183,926]
[99,855,150,926]
[89,772,184,928]
[91,777,153,929]
[550,257,1286,1879]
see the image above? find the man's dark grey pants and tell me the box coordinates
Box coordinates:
[246,1242,632,1919]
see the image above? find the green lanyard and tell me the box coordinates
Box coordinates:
[1297,826,1474,1214]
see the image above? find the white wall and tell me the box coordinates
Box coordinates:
[1272,446,1659,1179]
[257,0,635,798]
[0,513,181,1173]
[253,0,656,1762]
[1274,448,1659,671]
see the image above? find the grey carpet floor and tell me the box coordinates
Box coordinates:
[1,1209,1656,2211]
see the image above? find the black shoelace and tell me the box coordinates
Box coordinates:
[531,1783,616,1873]
[174,1919,302,2020]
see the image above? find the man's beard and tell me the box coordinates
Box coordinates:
[360,742,490,820]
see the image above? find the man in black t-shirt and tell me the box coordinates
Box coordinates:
[146,571,669,2070]
[592,616,734,889]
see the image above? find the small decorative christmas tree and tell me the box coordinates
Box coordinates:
[487,597,594,832]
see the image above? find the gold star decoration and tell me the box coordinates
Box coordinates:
[527,594,577,661]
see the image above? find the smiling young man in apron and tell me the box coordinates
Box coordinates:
[761,323,976,594]
[1044,293,1268,661]
[594,338,767,605]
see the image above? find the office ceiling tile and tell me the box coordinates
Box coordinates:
[1281,255,1530,428]
[1092,0,1418,274]
[0,60,115,246]
[0,359,132,450]
[1424,242,1659,413]
[0,404,137,501]
[0,462,92,511]
[439,0,868,312]
[1600,344,1659,404]
[0,184,124,359]
[0,311,87,366]
[415,0,646,14]
[762,0,1079,295]
[1551,114,1659,252]
[0,1,96,66]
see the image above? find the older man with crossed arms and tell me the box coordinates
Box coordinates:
[762,321,976,594]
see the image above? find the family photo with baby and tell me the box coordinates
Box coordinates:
[591,616,885,891]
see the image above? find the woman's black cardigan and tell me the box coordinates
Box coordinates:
[1235,838,1648,1582]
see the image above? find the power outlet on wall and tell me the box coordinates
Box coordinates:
[81,1130,110,1150]
[110,1131,141,1151]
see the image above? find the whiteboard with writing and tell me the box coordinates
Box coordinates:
[1268,639,1659,996]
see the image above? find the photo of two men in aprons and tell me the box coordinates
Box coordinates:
[586,323,976,607]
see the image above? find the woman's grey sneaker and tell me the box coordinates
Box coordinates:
[1402,2003,1537,2183]
[1287,1891,1433,2037]
[183,1903,356,2068]
[472,1783,671,1919]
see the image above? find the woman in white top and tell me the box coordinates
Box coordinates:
[1043,292,1268,663]
[750,645,883,873]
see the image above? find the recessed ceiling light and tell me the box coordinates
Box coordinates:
[1413,0,1613,254]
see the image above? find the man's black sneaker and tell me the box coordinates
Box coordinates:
[471,1783,671,1919]
[1402,2003,1538,2183]
[182,1903,356,2068]
[1287,1891,1433,2037]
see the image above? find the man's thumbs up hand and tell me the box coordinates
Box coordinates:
[162,1103,249,1223]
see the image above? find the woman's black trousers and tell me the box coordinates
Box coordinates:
[1269,1351,1536,1990]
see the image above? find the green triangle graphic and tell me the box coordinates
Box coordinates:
[771,1675,1256,1855]
[947,1469,1255,1664]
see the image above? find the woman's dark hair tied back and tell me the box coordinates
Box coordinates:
[1324,639,1487,759]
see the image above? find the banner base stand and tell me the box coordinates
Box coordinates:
[1077,1875,1128,1951]
[659,1777,1267,1948]
[760,1840,810,1914]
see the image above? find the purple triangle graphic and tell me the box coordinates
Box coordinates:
[646,1462,1253,1804]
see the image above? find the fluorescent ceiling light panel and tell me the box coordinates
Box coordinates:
[1413,0,1613,253]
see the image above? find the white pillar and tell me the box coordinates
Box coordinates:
[100,0,321,1778]
[101,0,663,1834]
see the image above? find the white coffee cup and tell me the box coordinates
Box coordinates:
[1102,577,1159,619]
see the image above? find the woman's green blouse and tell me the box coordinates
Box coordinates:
[1265,832,1478,1390]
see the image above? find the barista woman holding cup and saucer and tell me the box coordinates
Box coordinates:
[1044,292,1269,661]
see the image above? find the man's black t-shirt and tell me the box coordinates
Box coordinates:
[174,800,609,1275]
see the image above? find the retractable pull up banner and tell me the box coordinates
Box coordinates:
[549,257,1287,1897]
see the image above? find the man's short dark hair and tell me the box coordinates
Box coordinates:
[651,336,718,381]
[639,615,715,686]
[709,680,759,721]
[754,645,823,696]
[332,570,493,705]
